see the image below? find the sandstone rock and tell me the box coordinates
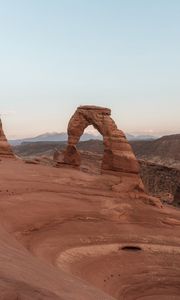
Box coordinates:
[53,148,62,162]
[64,145,81,166]
[63,105,140,175]
[0,119,14,158]
[0,159,178,300]
[112,173,144,193]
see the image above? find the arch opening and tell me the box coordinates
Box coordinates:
[78,126,104,174]
[80,125,102,142]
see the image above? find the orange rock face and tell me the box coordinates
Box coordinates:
[0,158,178,300]
[0,119,14,158]
[63,106,140,175]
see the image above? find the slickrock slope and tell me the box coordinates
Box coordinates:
[0,159,114,300]
[0,118,14,158]
[0,224,114,300]
[0,158,180,299]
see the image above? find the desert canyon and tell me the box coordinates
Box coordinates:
[0,106,180,300]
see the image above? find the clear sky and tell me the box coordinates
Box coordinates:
[0,0,180,138]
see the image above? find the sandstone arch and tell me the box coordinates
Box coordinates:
[0,118,14,158]
[63,106,140,174]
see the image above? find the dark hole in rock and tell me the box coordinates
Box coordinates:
[121,245,142,251]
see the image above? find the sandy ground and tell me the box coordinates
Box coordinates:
[0,158,180,299]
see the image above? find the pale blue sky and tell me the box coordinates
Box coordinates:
[0,0,180,138]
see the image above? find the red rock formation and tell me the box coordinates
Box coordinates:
[64,105,140,174]
[0,118,14,158]
[63,145,81,166]
[53,148,62,162]
[0,158,178,299]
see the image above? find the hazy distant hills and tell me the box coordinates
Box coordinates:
[13,140,103,157]
[13,134,180,170]
[79,136,180,169]
[9,132,157,146]
[9,132,102,146]
[131,134,180,169]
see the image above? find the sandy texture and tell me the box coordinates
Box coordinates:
[0,158,180,299]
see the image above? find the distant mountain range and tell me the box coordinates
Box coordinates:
[9,132,101,146]
[131,134,180,169]
[12,134,180,171]
[9,132,157,146]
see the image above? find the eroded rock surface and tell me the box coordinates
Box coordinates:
[0,119,14,158]
[0,159,180,299]
[63,106,139,174]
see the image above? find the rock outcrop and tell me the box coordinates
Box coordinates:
[63,106,140,174]
[139,160,180,204]
[0,118,14,158]
[131,134,180,170]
